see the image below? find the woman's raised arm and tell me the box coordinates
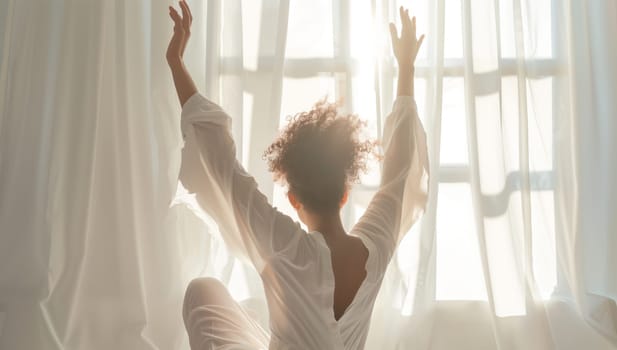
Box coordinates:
[353,7,429,273]
[167,1,304,272]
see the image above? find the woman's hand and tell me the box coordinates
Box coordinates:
[166,0,193,64]
[166,0,198,106]
[389,6,425,70]
[390,6,424,97]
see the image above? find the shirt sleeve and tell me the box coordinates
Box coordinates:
[178,92,305,273]
[352,96,429,274]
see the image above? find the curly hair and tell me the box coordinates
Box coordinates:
[264,100,378,214]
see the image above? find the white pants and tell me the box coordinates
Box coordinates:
[182,277,270,350]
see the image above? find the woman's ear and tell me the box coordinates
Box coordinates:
[340,189,349,208]
[288,191,301,211]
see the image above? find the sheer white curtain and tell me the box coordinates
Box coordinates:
[0,1,616,350]
[0,1,218,349]
[361,0,617,349]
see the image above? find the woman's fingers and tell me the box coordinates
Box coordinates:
[399,7,406,30]
[169,6,180,21]
[169,6,181,23]
[401,7,415,35]
[389,23,399,42]
[391,7,425,64]
[179,0,192,32]
[389,22,399,53]
[183,0,193,23]
[397,7,419,42]
[417,34,425,51]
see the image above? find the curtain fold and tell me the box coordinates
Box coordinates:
[0,0,616,349]
[0,1,197,348]
[564,0,617,345]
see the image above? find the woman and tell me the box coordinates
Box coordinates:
[167,1,428,349]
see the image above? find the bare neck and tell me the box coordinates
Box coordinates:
[305,211,347,243]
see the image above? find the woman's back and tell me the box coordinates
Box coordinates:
[327,234,369,320]
[260,228,382,349]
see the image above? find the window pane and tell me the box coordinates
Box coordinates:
[500,76,554,174]
[475,91,505,195]
[470,0,500,73]
[527,77,553,172]
[349,0,374,59]
[531,190,556,299]
[500,76,521,174]
[444,0,463,58]
[436,183,487,300]
[279,76,337,127]
[499,0,554,58]
[286,0,334,58]
[440,78,468,165]
[240,0,262,70]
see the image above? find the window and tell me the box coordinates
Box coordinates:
[217,0,562,308]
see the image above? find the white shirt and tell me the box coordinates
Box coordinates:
[179,92,429,349]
